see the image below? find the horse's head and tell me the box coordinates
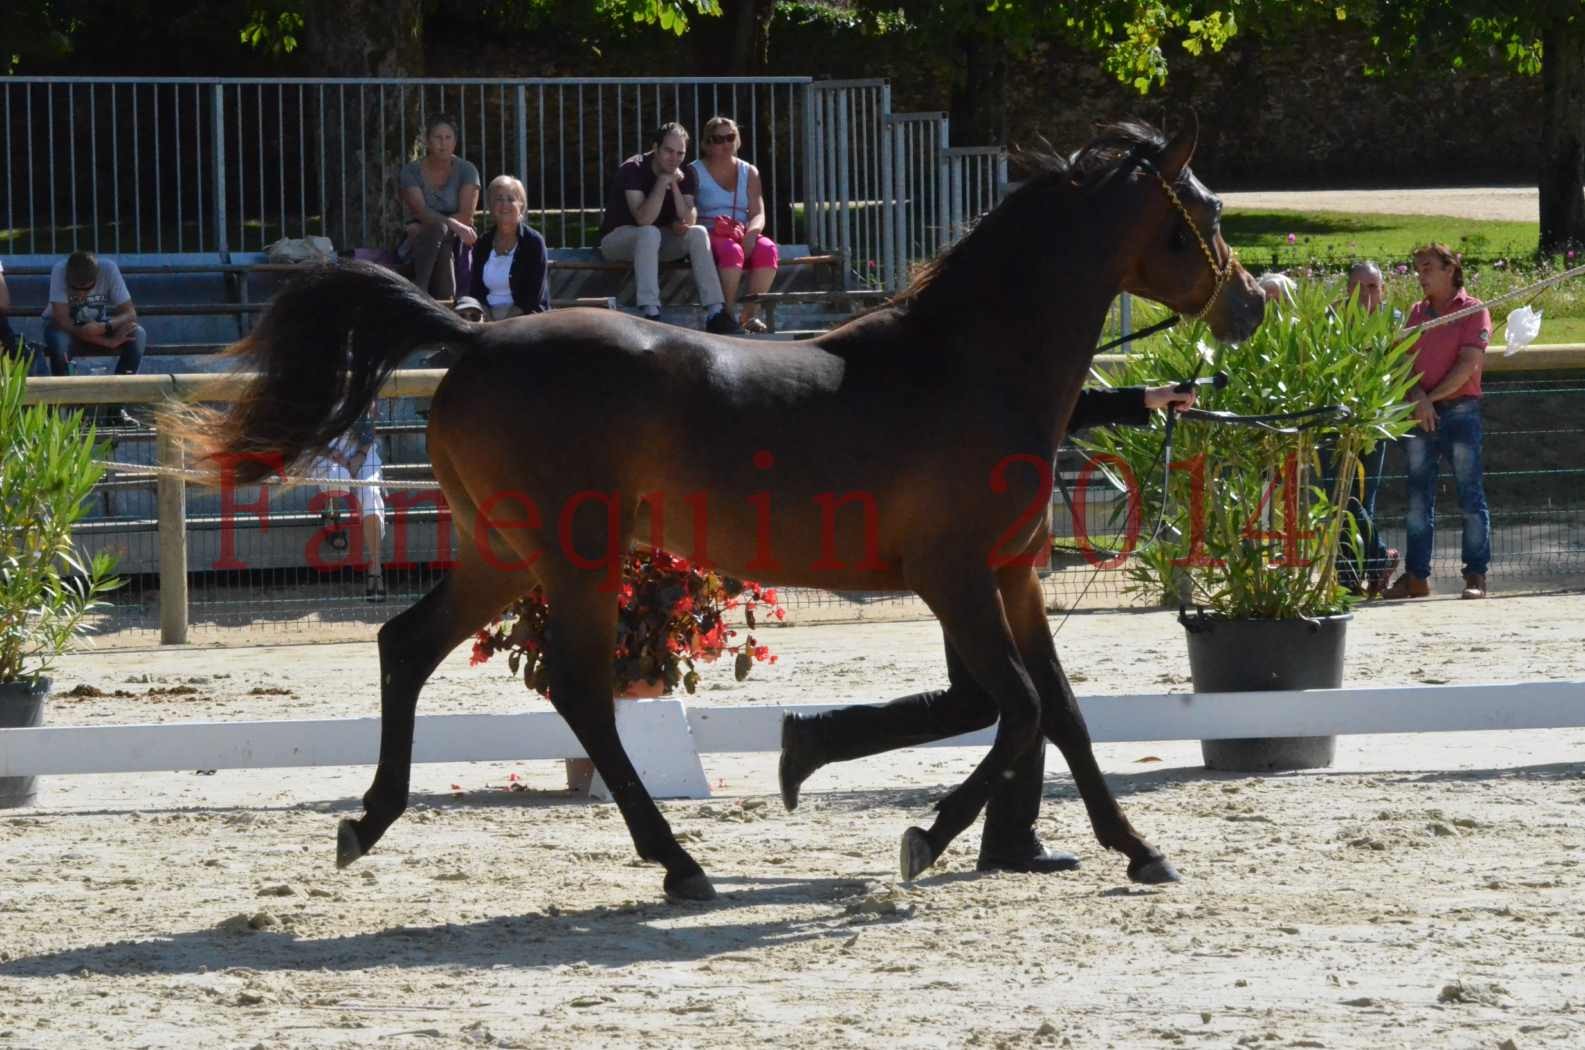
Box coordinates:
[1111,118,1264,343]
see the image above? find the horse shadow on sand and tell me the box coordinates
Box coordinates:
[0,868,904,980]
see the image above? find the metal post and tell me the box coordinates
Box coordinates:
[515,83,529,201]
[893,119,906,288]
[1119,293,1133,342]
[800,85,817,251]
[835,91,851,288]
[156,426,189,645]
[887,111,900,291]
[935,116,950,255]
[212,84,228,259]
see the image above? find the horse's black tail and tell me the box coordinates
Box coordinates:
[169,260,480,484]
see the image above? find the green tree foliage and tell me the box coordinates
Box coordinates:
[1335,0,1584,253]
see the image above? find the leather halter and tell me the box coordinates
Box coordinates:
[1143,160,1235,322]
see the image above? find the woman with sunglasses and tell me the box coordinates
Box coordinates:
[691,116,779,333]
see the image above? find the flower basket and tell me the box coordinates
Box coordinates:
[472,548,784,699]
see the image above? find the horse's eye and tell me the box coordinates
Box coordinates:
[1170,227,1189,252]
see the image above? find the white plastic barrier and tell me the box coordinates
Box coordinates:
[3,682,1583,802]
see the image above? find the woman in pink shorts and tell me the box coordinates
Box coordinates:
[691,115,779,332]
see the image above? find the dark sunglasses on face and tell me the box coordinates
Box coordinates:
[707,134,736,144]
[69,282,96,293]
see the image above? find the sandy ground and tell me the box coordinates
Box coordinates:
[1,592,1583,1048]
[1221,187,1541,223]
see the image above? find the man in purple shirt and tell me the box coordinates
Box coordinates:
[598,123,739,334]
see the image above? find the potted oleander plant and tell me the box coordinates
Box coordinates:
[1078,282,1419,770]
[0,355,121,807]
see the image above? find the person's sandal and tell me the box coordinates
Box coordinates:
[741,317,769,334]
[365,574,387,603]
[321,508,349,550]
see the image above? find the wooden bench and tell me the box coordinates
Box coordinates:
[739,288,892,333]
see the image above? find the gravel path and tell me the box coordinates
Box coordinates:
[1222,186,1540,222]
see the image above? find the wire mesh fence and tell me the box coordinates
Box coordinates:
[75,367,1585,649]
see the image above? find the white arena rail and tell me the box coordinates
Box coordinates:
[3,683,1584,801]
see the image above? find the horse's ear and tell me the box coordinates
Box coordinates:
[1158,114,1199,183]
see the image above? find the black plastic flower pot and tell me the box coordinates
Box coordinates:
[1181,614,1350,772]
[0,677,49,808]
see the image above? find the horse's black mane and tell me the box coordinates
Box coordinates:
[891,120,1169,314]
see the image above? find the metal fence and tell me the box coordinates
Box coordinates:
[2,76,815,256]
[4,76,1011,294]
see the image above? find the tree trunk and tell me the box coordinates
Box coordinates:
[948,24,1008,147]
[303,0,426,251]
[1538,13,1585,255]
[694,0,774,74]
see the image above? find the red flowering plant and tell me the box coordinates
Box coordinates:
[470,549,785,697]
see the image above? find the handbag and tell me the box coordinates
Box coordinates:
[711,214,744,243]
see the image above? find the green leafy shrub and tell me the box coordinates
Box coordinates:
[0,356,121,685]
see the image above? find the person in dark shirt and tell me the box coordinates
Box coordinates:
[466,174,549,319]
[597,122,740,334]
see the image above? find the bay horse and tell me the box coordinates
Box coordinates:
[178,118,1264,902]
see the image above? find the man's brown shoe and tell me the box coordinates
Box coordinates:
[1381,573,1430,599]
[1461,572,1487,600]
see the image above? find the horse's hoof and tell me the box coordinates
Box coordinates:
[1128,854,1181,885]
[335,820,365,869]
[778,714,822,812]
[664,870,718,903]
[899,826,936,881]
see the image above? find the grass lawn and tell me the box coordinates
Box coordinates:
[1210,207,1585,342]
[1222,209,1546,272]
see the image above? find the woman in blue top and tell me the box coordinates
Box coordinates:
[691,116,779,333]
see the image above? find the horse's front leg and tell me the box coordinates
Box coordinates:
[899,565,1046,880]
[1000,566,1180,884]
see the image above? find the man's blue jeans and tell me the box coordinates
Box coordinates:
[1401,397,1491,580]
[1319,439,1391,586]
[41,319,147,376]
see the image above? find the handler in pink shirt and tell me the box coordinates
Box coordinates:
[1382,244,1491,601]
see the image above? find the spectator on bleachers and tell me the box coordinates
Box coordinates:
[598,122,741,334]
[465,175,549,320]
[691,115,780,334]
[398,113,480,301]
[1382,243,1492,601]
[42,250,146,425]
[0,258,20,359]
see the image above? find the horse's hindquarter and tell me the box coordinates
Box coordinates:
[429,311,1055,589]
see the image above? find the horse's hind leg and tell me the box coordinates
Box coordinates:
[1000,567,1179,884]
[336,548,522,868]
[538,573,715,902]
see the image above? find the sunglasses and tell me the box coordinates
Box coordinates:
[68,282,97,293]
[707,133,736,144]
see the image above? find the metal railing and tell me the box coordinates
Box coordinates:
[4,75,1010,295]
[3,76,813,256]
